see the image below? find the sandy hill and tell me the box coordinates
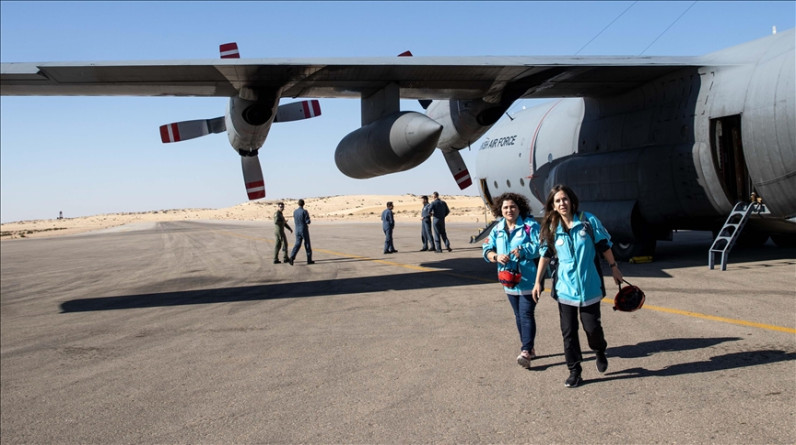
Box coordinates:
[1,194,491,240]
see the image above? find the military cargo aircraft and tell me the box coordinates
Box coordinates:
[471,29,794,258]
[1,29,793,259]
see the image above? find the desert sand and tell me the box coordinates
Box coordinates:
[1,194,492,240]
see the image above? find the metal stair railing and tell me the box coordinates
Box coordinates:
[709,201,762,270]
[470,219,499,244]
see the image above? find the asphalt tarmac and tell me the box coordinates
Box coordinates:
[1,221,794,444]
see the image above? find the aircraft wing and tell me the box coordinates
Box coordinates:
[0,56,706,101]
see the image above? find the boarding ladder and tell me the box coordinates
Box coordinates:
[708,201,763,270]
[470,220,499,244]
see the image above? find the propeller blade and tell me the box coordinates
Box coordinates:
[220,42,240,59]
[241,154,265,200]
[159,117,225,143]
[273,100,321,123]
[442,150,473,190]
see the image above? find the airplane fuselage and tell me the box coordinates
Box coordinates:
[476,30,795,258]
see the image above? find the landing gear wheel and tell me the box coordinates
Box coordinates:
[612,238,656,262]
[771,233,796,248]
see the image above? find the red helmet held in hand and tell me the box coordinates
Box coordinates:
[613,280,645,312]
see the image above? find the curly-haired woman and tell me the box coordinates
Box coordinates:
[482,192,541,369]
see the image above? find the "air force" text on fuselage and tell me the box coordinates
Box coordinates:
[479,135,517,150]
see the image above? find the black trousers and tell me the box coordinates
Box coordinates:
[558,301,607,371]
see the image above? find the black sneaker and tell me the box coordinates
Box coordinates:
[565,370,583,388]
[273,259,281,264]
[596,351,608,373]
[288,257,294,266]
[307,260,315,265]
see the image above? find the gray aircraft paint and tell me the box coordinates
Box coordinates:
[475,30,794,258]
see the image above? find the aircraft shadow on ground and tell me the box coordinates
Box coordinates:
[587,337,796,384]
[419,257,495,276]
[305,255,495,280]
[59,268,493,313]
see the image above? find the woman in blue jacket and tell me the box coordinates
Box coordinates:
[482,193,541,369]
[532,185,623,388]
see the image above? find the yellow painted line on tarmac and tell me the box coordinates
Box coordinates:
[218,229,795,334]
[601,298,796,334]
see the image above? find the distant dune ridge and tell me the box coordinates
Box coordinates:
[1,194,490,240]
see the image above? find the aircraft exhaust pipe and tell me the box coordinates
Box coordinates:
[335,111,442,179]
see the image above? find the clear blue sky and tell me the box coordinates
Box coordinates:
[1,1,793,222]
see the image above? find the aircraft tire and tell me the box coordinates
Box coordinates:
[771,233,796,248]
[611,238,656,262]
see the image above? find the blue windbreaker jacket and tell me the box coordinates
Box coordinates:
[541,212,613,307]
[482,216,541,295]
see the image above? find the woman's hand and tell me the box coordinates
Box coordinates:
[611,264,623,285]
[531,256,550,303]
[510,248,520,260]
[531,282,542,303]
[495,249,521,265]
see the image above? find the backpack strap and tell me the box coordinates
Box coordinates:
[580,212,595,244]
[580,212,606,297]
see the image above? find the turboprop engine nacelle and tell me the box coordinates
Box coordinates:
[226,95,279,153]
[426,99,509,150]
[335,111,442,178]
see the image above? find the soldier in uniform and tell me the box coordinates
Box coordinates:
[289,199,314,265]
[273,202,292,264]
[430,191,452,252]
[382,201,397,254]
[420,195,433,251]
